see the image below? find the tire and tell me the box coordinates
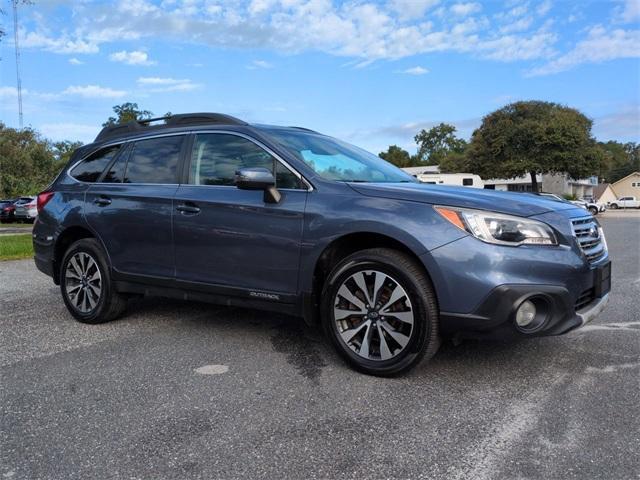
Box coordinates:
[588,207,598,215]
[59,238,127,324]
[321,248,440,376]
[610,203,619,209]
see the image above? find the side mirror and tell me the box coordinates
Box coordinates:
[235,167,281,204]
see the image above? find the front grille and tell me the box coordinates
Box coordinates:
[575,287,595,311]
[571,217,606,264]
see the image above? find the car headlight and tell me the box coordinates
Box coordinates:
[435,206,558,246]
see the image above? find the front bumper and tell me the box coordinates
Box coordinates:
[439,281,610,341]
[576,293,609,326]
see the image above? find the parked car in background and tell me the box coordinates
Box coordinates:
[1,197,34,223]
[537,193,604,216]
[609,196,640,209]
[33,113,611,375]
[0,199,17,223]
[571,197,606,216]
[537,192,567,203]
[14,196,37,223]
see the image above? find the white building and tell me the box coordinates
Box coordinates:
[402,166,441,176]
[483,174,541,192]
[402,165,596,197]
[541,173,597,198]
[408,172,483,188]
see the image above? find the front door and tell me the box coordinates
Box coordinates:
[172,132,308,296]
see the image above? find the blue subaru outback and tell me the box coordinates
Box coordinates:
[33,113,611,375]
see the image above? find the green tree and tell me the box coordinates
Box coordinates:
[438,151,470,173]
[414,123,467,165]
[52,140,83,164]
[598,141,639,183]
[0,123,62,197]
[379,145,415,167]
[103,103,153,126]
[467,101,602,191]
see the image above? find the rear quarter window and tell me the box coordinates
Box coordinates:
[70,146,121,182]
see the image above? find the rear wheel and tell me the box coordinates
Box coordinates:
[588,206,598,215]
[321,248,440,376]
[60,238,127,324]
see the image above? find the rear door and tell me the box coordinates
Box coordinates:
[172,132,309,296]
[84,135,186,279]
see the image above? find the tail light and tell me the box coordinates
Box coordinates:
[37,191,55,213]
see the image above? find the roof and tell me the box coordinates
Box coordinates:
[593,183,613,200]
[94,113,248,143]
[402,166,441,174]
[611,171,640,186]
[92,113,323,145]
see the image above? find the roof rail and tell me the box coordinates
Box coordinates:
[94,112,248,143]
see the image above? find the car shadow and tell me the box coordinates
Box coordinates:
[121,295,554,382]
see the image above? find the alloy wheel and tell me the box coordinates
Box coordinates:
[64,252,102,313]
[333,269,414,361]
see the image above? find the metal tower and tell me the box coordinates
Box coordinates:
[12,0,23,129]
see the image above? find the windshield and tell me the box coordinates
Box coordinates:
[265,129,416,183]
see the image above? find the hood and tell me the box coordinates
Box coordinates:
[348,182,578,217]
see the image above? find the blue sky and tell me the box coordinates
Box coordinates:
[0,0,638,154]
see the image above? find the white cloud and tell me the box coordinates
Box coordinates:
[480,31,557,61]
[40,123,99,143]
[450,2,482,17]
[593,104,640,141]
[109,50,156,66]
[528,26,640,75]
[21,31,98,54]
[2,84,127,102]
[499,16,533,34]
[614,0,640,23]
[389,0,440,20]
[68,57,84,65]
[136,77,201,92]
[16,0,561,69]
[0,87,22,101]
[62,85,128,98]
[248,0,278,16]
[537,0,552,16]
[400,66,429,75]
[247,59,274,69]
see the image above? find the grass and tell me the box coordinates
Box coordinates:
[0,234,34,261]
[0,222,33,228]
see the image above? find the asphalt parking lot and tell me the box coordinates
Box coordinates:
[1,213,639,480]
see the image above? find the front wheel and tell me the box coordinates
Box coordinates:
[321,248,440,376]
[588,206,598,215]
[610,203,619,209]
[60,238,127,324]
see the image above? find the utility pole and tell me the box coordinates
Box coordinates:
[12,0,23,129]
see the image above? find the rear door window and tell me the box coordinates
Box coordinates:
[125,136,184,184]
[71,146,121,182]
[102,145,129,183]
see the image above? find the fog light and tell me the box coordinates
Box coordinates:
[515,300,537,327]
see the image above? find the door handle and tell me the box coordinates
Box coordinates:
[93,196,112,206]
[176,203,201,214]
